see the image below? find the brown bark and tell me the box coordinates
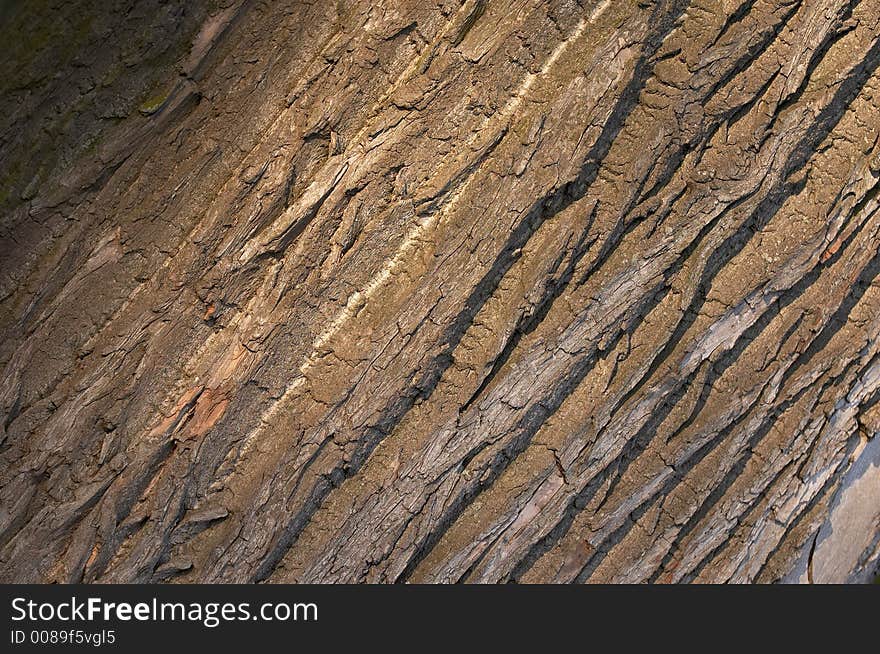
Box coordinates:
[2,0,880,583]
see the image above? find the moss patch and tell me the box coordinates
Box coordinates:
[138,89,171,116]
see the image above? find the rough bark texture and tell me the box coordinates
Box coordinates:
[2,0,880,584]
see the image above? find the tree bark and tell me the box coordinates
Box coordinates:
[2,0,880,584]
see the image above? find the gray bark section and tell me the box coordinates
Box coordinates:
[1,0,880,583]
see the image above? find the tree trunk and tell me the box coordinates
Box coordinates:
[2,0,880,584]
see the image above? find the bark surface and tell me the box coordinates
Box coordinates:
[2,0,880,584]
